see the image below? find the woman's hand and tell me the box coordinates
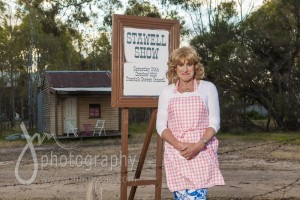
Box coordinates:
[179,141,206,160]
[175,141,189,151]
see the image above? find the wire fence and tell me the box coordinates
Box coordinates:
[1,134,300,199]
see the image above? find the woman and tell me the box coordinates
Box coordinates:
[156,46,225,199]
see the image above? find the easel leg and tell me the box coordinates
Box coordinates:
[121,108,129,200]
[128,109,162,200]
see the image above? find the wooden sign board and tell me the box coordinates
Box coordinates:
[111,14,180,108]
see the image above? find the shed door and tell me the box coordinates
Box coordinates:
[63,98,77,133]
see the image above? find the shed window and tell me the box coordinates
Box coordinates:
[89,104,101,118]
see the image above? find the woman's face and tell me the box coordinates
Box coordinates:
[176,59,195,82]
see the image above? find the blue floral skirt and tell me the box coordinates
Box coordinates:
[174,188,208,200]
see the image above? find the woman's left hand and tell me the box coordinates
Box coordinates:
[180,142,205,160]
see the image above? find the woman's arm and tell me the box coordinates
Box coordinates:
[207,82,220,133]
[156,86,184,150]
[160,128,182,151]
[156,86,170,136]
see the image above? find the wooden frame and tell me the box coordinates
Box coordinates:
[111,14,180,108]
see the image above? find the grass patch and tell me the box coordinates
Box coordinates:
[0,123,58,146]
[127,122,159,144]
[218,131,300,144]
[0,121,153,148]
[129,122,149,135]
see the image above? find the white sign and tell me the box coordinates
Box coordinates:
[123,27,169,96]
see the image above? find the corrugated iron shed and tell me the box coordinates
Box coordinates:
[45,71,111,88]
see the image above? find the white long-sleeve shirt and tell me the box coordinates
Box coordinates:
[156,80,220,136]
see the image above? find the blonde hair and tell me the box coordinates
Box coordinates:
[166,46,205,84]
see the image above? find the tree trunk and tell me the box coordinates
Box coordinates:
[10,63,15,127]
[266,115,270,131]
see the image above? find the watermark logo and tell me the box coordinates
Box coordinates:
[14,122,136,185]
[15,122,38,185]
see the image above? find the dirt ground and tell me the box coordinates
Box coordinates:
[0,134,300,200]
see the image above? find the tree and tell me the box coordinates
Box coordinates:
[124,0,161,18]
[240,0,300,129]
[190,0,300,130]
[83,32,112,70]
[0,0,95,127]
[189,1,251,129]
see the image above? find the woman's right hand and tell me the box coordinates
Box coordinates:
[177,141,205,160]
[176,141,189,151]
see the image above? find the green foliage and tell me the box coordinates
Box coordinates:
[0,0,120,124]
[189,0,300,130]
[83,32,112,70]
[125,0,161,18]
[240,0,300,129]
[0,1,4,12]
[165,10,190,37]
[246,110,265,120]
[216,1,237,22]
[124,0,190,38]
[101,0,123,27]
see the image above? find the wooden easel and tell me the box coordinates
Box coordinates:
[111,14,179,200]
[120,108,163,199]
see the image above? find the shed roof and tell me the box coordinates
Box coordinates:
[45,71,111,88]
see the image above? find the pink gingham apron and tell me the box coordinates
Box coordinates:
[164,79,225,192]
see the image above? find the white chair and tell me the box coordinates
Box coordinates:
[93,120,106,136]
[67,121,78,137]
